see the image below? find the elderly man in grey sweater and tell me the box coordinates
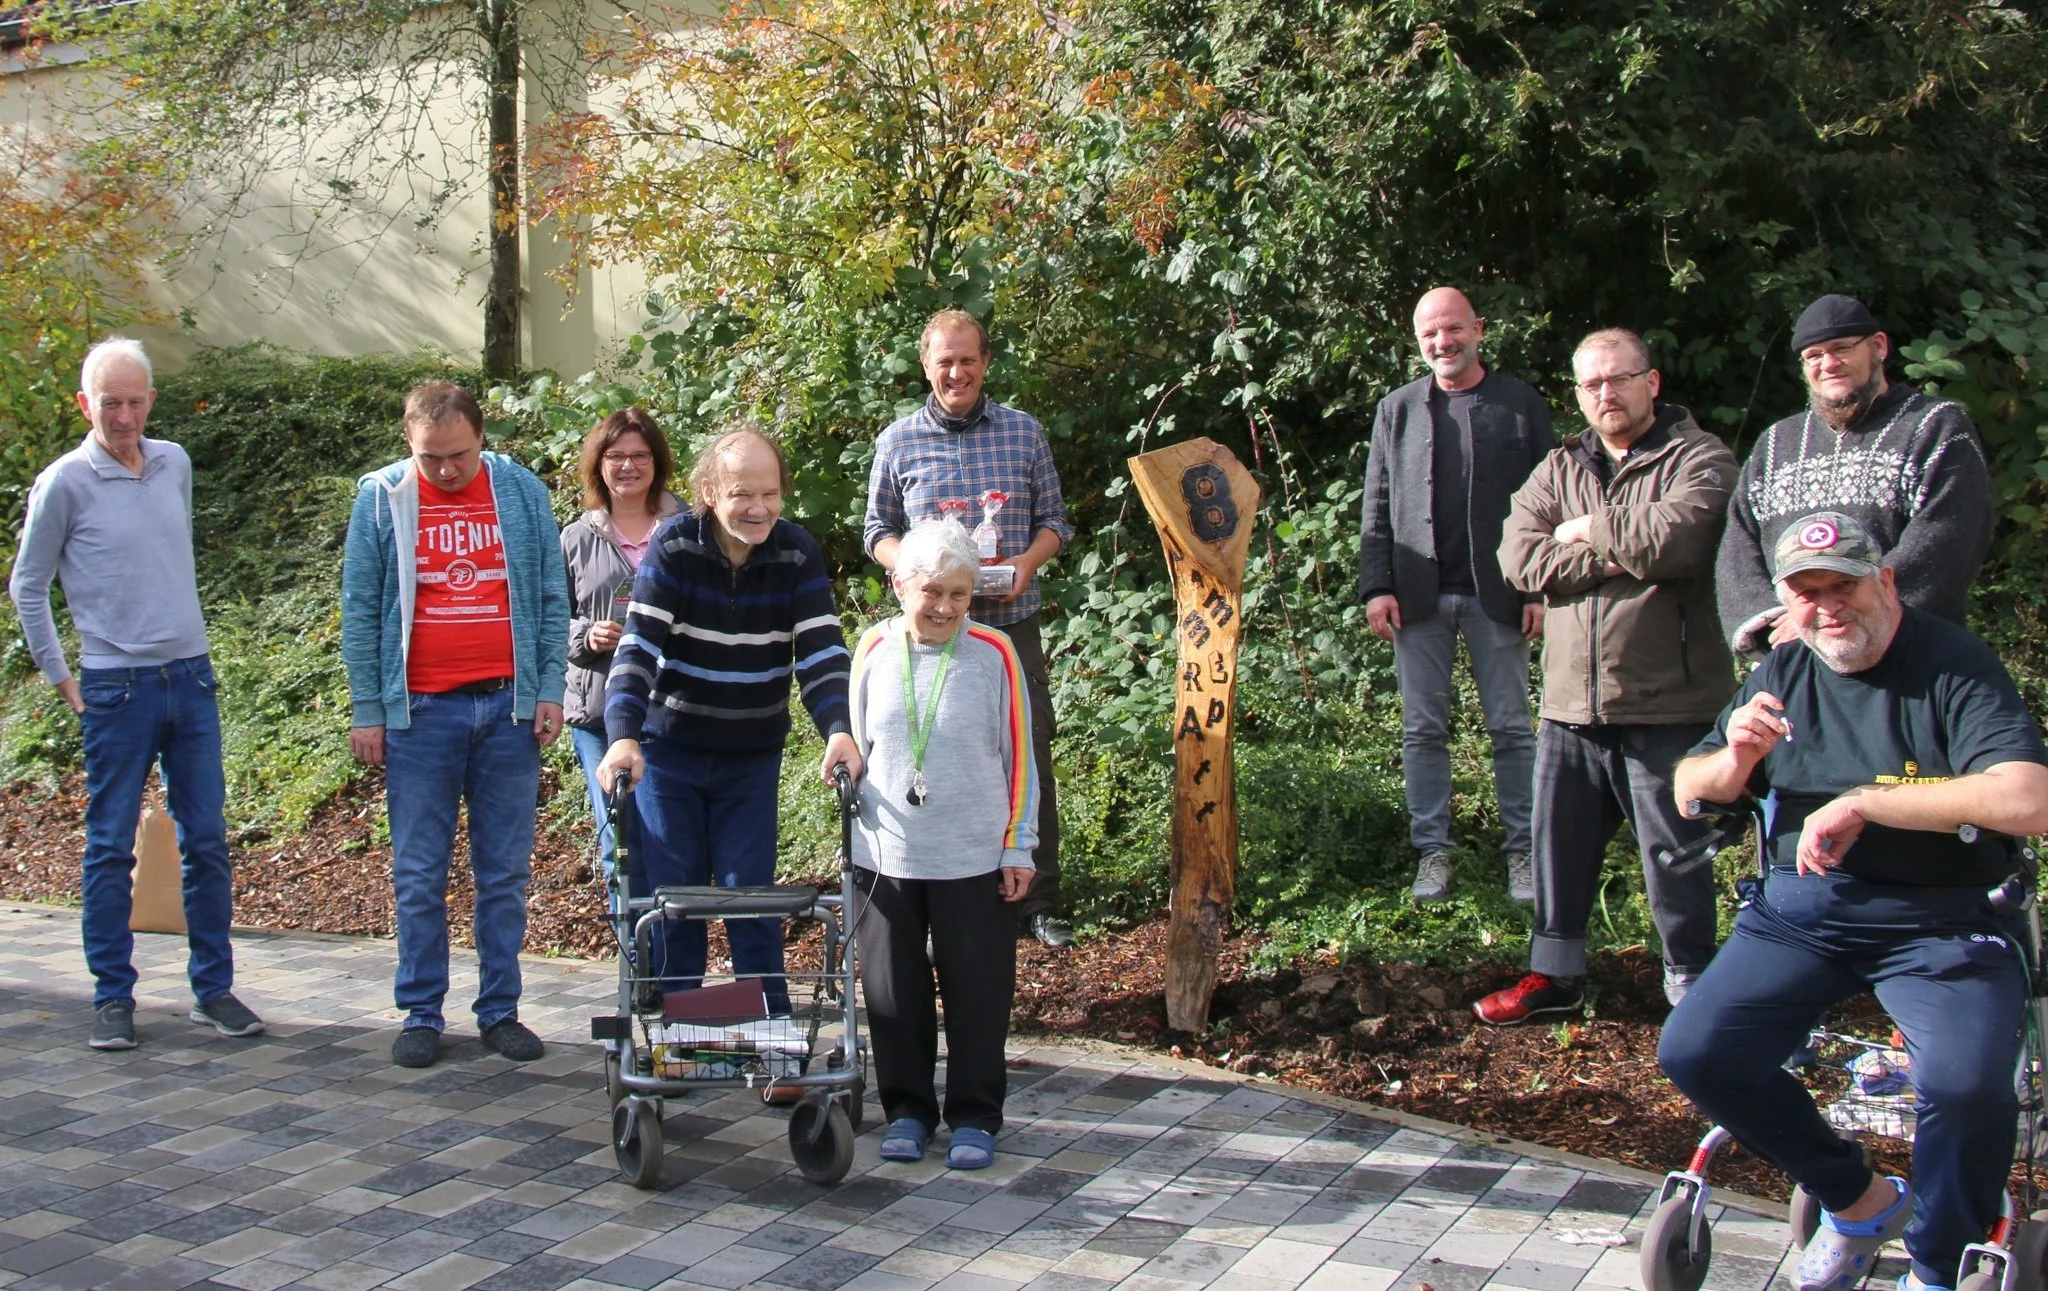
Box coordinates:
[8,338,263,1051]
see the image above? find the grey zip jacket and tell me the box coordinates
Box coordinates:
[559,495,682,729]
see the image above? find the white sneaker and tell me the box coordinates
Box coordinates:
[1411,849,1454,902]
[1504,852,1536,906]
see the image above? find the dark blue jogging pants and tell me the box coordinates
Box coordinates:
[1659,869,2026,1290]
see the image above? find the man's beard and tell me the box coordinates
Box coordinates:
[1800,614,1884,673]
[1810,368,1884,428]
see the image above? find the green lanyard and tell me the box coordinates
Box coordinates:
[902,626,959,806]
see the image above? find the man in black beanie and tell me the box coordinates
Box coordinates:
[1715,293,1990,656]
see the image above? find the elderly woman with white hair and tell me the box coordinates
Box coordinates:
[846,518,1038,1170]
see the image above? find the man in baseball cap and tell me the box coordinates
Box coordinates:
[1669,507,2048,1291]
[1773,510,1880,580]
[1714,293,1989,658]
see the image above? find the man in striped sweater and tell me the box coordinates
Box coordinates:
[1716,294,1991,657]
[598,429,860,1014]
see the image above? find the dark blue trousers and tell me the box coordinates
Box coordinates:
[1659,869,2026,1289]
[635,741,789,1014]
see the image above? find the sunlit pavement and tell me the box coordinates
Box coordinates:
[0,903,1823,1291]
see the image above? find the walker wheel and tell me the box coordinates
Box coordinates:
[613,1097,663,1190]
[838,1082,864,1134]
[604,1050,624,1108]
[788,1098,854,1185]
[2011,1217,2048,1291]
[1959,1272,2001,1291]
[1641,1194,1713,1291]
[1788,1185,1823,1251]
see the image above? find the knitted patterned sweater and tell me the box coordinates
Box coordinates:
[1714,382,1989,651]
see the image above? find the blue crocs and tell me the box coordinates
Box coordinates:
[947,1126,995,1170]
[1794,1177,1913,1291]
[879,1117,929,1162]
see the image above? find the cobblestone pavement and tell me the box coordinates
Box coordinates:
[0,903,1829,1291]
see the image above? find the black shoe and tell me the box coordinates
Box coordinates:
[1024,912,1073,949]
[190,992,265,1038]
[481,1018,544,1062]
[90,1001,137,1051]
[392,1026,440,1068]
[633,981,664,1015]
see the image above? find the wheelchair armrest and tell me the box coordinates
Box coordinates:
[1653,797,1758,876]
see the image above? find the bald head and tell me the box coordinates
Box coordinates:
[1412,287,1486,391]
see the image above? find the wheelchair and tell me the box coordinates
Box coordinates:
[1639,799,2048,1291]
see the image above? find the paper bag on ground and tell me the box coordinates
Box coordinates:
[131,807,187,934]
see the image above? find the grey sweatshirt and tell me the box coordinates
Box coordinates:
[9,435,210,684]
[848,616,1038,879]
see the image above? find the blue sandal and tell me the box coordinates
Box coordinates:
[947,1126,995,1170]
[1794,1177,1913,1291]
[879,1117,929,1162]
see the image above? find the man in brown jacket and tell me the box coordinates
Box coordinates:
[1472,328,1739,1025]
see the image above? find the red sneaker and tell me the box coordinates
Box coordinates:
[1472,973,1584,1026]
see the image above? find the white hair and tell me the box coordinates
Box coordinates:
[80,337,153,398]
[895,518,979,583]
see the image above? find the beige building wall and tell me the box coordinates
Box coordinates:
[0,1,656,378]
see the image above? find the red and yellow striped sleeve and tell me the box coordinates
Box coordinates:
[848,622,892,753]
[965,624,1035,852]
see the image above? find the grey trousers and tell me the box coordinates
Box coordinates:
[1391,593,1536,856]
[1529,720,1720,979]
[993,614,1060,921]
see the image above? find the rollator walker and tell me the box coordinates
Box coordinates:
[588,767,867,1188]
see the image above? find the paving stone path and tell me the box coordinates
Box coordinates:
[0,903,1826,1291]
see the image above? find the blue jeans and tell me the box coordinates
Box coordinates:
[1660,872,2026,1289]
[78,655,235,1009]
[1391,593,1536,855]
[571,724,632,883]
[384,689,539,1032]
[635,742,787,1013]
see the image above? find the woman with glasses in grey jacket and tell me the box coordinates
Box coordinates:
[560,408,682,880]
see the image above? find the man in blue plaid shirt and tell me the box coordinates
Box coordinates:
[864,309,1075,947]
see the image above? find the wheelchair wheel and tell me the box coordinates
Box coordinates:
[613,1097,663,1190]
[2010,1217,2048,1291]
[1641,1194,1713,1291]
[789,1098,854,1185]
[1959,1273,2000,1291]
[1788,1185,1823,1252]
[604,1050,624,1108]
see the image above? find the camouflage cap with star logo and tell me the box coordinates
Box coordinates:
[1771,511,1883,585]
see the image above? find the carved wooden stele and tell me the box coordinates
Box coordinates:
[1128,439,1261,1032]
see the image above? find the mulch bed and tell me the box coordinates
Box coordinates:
[9,773,2038,1209]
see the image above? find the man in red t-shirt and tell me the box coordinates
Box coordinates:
[342,381,569,1069]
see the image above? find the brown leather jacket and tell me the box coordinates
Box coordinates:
[1499,405,1739,726]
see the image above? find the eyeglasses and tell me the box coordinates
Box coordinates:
[602,451,654,466]
[1575,370,1648,396]
[1800,336,1872,369]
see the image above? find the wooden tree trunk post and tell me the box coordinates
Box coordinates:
[1129,439,1262,1033]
